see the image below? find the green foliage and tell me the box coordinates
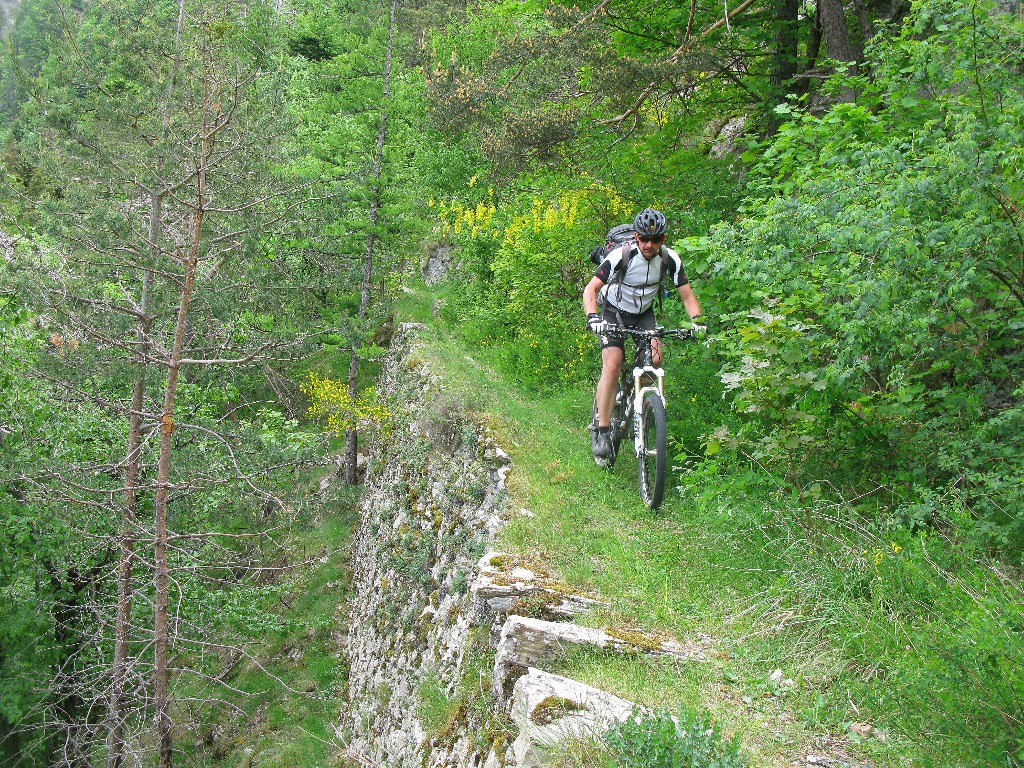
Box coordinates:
[604,706,747,768]
[434,179,606,388]
[422,0,775,174]
[432,162,739,391]
[697,0,1024,550]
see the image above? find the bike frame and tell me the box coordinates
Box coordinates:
[626,339,665,460]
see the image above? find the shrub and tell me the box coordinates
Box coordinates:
[697,0,1024,551]
[603,705,747,768]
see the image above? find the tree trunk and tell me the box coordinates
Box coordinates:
[807,9,822,64]
[766,0,799,132]
[153,211,203,768]
[818,0,857,102]
[106,233,153,768]
[108,5,185,764]
[852,0,875,47]
[795,6,823,99]
[344,0,398,485]
[818,0,857,64]
[153,24,212,763]
[770,0,799,93]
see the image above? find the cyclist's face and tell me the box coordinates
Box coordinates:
[636,233,664,259]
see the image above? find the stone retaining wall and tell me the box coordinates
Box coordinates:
[340,324,677,767]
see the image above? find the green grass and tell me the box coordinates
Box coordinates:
[416,673,461,739]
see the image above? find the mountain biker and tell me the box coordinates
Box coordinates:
[582,208,705,463]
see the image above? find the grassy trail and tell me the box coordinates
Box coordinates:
[405,311,892,768]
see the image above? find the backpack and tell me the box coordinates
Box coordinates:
[589,223,636,266]
[590,224,670,310]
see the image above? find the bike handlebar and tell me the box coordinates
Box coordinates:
[599,324,703,341]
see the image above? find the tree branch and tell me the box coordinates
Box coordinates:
[598,0,760,127]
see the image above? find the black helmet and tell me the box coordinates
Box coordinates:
[633,208,667,237]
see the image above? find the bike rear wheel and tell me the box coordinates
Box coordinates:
[637,390,668,509]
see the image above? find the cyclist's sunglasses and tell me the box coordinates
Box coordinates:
[637,234,664,243]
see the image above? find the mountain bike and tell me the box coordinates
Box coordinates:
[590,324,703,509]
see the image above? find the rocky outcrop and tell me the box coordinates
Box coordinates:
[340,324,702,767]
[423,245,456,285]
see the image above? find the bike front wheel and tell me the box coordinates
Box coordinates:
[637,390,668,509]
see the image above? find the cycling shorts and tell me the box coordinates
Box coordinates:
[599,305,656,351]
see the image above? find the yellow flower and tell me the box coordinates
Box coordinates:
[891,543,902,554]
[301,372,391,437]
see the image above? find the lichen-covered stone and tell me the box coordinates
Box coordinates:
[471,551,607,621]
[493,616,701,700]
[508,669,638,768]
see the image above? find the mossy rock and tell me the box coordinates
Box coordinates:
[530,695,586,726]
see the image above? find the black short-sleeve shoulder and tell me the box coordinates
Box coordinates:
[663,247,689,287]
[595,242,631,283]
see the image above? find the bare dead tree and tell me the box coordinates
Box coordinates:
[108,2,187,764]
[4,1,332,764]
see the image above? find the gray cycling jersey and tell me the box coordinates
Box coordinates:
[595,242,688,315]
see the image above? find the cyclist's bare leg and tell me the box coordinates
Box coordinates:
[651,337,663,367]
[597,346,624,427]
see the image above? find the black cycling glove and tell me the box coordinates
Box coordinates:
[586,313,608,334]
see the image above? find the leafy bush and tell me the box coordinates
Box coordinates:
[698,0,1024,551]
[435,178,631,389]
[603,706,747,768]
